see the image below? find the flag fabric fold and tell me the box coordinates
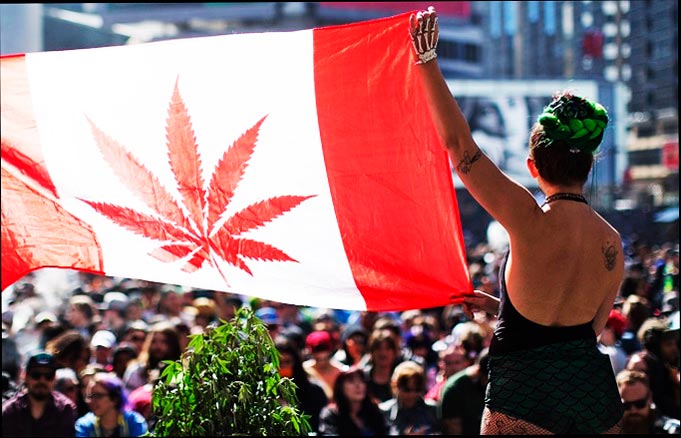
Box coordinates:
[1,12,472,311]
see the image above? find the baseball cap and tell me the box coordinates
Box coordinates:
[35,311,58,325]
[99,291,129,312]
[340,324,368,344]
[113,342,138,357]
[306,330,332,352]
[91,330,117,349]
[606,309,627,338]
[255,307,280,326]
[26,351,57,371]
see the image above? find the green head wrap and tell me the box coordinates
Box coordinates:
[536,92,608,154]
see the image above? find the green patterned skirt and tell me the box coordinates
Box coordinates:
[485,338,624,434]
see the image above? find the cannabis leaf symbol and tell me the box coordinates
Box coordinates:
[81,77,314,284]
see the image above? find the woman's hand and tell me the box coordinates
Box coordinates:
[409,6,439,64]
[461,289,500,320]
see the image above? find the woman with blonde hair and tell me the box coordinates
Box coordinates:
[379,360,440,435]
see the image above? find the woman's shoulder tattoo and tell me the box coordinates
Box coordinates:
[601,243,618,271]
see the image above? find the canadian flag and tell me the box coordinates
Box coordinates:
[1,12,472,311]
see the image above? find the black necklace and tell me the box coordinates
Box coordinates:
[542,192,588,207]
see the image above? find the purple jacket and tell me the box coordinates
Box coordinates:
[2,390,77,437]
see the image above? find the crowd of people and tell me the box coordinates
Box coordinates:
[1,236,678,436]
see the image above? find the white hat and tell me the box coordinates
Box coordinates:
[35,311,58,325]
[91,330,117,349]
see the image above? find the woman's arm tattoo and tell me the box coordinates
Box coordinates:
[602,244,618,271]
[456,149,482,174]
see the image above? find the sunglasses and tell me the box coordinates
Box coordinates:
[622,397,648,410]
[86,392,110,401]
[28,370,55,381]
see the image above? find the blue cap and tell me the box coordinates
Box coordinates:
[26,351,56,370]
[255,307,280,325]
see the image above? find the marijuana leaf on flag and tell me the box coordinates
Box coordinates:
[83,78,314,284]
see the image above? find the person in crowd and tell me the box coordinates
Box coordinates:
[310,309,343,353]
[46,330,91,377]
[120,320,149,355]
[279,324,308,353]
[111,343,138,380]
[172,319,192,353]
[127,367,161,430]
[77,364,106,418]
[155,285,192,324]
[333,324,369,368]
[372,315,422,366]
[89,330,117,371]
[425,343,473,403]
[122,296,145,323]
[2,351,78,437]
[277,302,314,334]
[2,321,21,383]
[317,366,388,436]
[449,320,488,359]
[2,370,19,403]
[598,308,629,374]
[34,311,60,339]
[36,316,67,350]
[361,328,402,403]
[303,330,347,400]
[71,274,114,305]
[636,317,680,419]
[54,367,81,408]
[97,292,129,339]
[626,350,650,373]
[213,292,242,322]
[403,324,438,378]
[191,297,217,331]
[255,306,282,340]
[76,372,147,437]
[134,283,161,323]
[438,348,490,435]
[616,369,680,434]
[122,321,181,392]
[65,295,99,341]
[410,7,624,434]
[620,294,652,354]
[275,336,328,431]
[378,360,440,435]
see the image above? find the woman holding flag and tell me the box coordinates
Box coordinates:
[409,6,625,434]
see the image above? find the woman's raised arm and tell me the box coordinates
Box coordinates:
[410,7,539,233]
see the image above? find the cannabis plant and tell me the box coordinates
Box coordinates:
[149,306,312,436]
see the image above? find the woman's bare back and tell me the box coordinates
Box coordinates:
[505,202,623,331]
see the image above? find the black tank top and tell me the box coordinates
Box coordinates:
[490,252,595,355]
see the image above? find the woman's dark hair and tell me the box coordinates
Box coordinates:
[45,330,89,368]
[274,336,309,389]
[529,90,608,186]
[331,367,387,435]
[367,328,399,356]
[135,321,181,376]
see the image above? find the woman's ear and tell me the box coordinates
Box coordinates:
[527,157,539,179]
